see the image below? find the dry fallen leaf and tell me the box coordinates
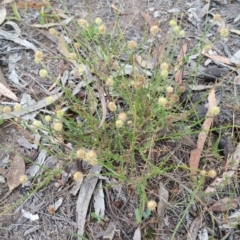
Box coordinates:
[210,197,240,212]
[187,215,203,240]
[189,87,216,176]
[157,182,169,229]
[6,154,25,192]
[0,82,19,101]
[0,67,9,88]
[0,0,15,5]
[15,1,47,9]
[175,43,187,85]
[203,53,233,65]
[133,227,141,240]
[135,54,155,70]
[0,6,6,25]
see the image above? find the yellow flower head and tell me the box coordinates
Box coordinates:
[166,86,174,94]
[160,69,169,78]
[160,62,169,70]
[3,106,12,113]
[173,25,180,33]
[73,171,84,181]
[39,69,48,78]
[69,53,77,60]
[56,109,64,118]
[158,97,167,106]
[95,17,103,25]
[53,122,63,131]
[98,24,106,34]
[46,96,54,104]
[179,30,185,37]
[147,200,157,211]
[44,115,52,122]
[128,40,137,49]
[204,44,211,52]
[106,78,114,87]
[108,102,117,112]
[213,14,221,22]
[32,120,42,127]
[118,112,127,122]
[116,119,123,128]
[150,25,159,35]
[78,19,89,28]
[77,148,86,159]
[74,42,81,49]
[220,28,229,37]
[35,51,43,60]
[169,19,177,27]
[85,150,97,162]
[208,169,217,178]
[14,104,22,111]
[209,106,220,116]
[19,174,28,184]
[49,28,58,37]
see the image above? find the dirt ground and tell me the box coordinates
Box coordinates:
[1,0,240,239]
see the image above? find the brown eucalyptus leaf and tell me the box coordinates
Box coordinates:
[0,82,18,101]
[6,154,25,192]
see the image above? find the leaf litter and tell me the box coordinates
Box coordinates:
[2,1,240,239]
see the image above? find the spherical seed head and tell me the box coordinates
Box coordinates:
[14,104,22,111]
[95,17,103,25]
[106,78,114,87]
[49,27,58,37]
[210,106,220,116]
[53,122,63,131]
[169,19,177,27]
[128,40,137,49]
[158,97,167,106]
[98,24,106,34]
[161,62,169,70]
[208,169,217,178]
[147,200,157,211]
[35,51,43,60]
[179,85,186,93]
[45,115,52,122]
[116,119,123,128]
[46,96,54,104]
[48,205,55,214]
[19,174,28,184]
[204,44,211,52]
[77,148,86,159]
[179,30,185,37]
[56,109,64,117]
[74,42,81,49]
[39,69,48,78]
[118,112,127,122]
[150,25,159,35]
[133,81,142,90]
[78,18,89,28]
[3,106,12,113]
[69,52,77,60]
[200,170,207,176]
[73,171,84,181]
[166,115,173,125]
[170,94,179,103]
[220,28,229,37]
[160,69,169,78]
[166,86,174,94]
[33,120,42,127]
[108,102,117,112]
[213,14,221,21]
[173,25,180,33]
[85,150,97,162]
[165,102,172,109]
